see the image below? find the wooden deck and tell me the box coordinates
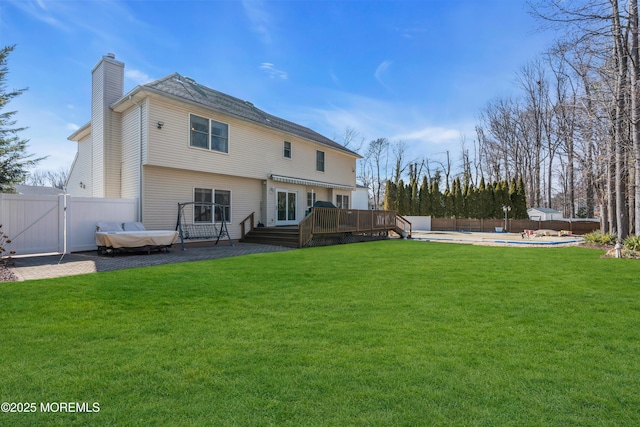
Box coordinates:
[240,208,412,248]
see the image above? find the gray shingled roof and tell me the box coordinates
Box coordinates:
[143,73,359,157]
[13,184,63,196]
[528,207,561,214]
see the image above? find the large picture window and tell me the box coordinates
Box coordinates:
[190,114,229,153]
[316,150,325,172]
[194,188,231,223]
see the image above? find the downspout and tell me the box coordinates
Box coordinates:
[129,95,143,222]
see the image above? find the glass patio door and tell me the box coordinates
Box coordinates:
[276,190,297,225]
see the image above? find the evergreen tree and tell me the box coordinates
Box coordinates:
[443,186,453,218]
[514,176,528,219]
[464,182,475,218]
[383,180,397,211]
[452,177,463,218]
[430,175,443,217]
[419,175,430,216]
[0,45,44,192]
[410,177,419,215]
[493,181,510,219]
[397,179,410,215]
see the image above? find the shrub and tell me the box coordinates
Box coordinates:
[624,235,640,252]
[0,224,15,266]
[583,230,618,246]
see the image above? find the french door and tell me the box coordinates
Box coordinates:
[276,190,297,225]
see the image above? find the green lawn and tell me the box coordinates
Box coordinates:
[1,241,639,426]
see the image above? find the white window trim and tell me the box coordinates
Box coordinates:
[189,113,230,154]
[283,141,292,159]
[306,190,317,208]
[316,150,325,173]
[193,187,233,224]
[336,194,350,209]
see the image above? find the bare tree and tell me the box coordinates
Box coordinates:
[391,140,410,184]
[334,126,364,152]
[24,167,68,189]
[363,138,389,208]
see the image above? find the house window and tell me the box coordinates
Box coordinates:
[284,141,292,159]
[194,188,231,223]
[194,188,213,223]
[316,150,325,172]
[307,191,316,208]
[336,194,349,209]
[190,114,229,153]
[214,189,231,223]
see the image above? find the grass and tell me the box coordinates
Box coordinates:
[1,240,639,426]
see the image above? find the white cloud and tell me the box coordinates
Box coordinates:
[241,0,273,45]
[394,127,460,144]
[66,123,80,131]
[259,63,288,80]
[329,69,340,86]
[8,0,69,30]
[125,69,153,85]
[278,89,472,164]
[374,60,393,91]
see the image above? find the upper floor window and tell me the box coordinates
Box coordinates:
[284,141,292,159]
[190,114,229,153]
[316,150,325,172]
[336,194,349,209]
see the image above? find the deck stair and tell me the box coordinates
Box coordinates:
[241,226,300,248]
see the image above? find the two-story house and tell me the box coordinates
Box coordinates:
[67,54,360,240]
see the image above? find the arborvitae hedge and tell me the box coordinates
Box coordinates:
[383,177,528,219]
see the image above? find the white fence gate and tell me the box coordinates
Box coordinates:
[0,194,138,256]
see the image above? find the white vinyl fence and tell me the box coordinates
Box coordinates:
[0,194,137,256]
[403,216,432,231]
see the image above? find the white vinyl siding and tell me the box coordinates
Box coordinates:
[145,99,357,188]
[121,103,143,198]
[142,166,260,240]
[104,111,122,198]
[91,55,124,198]
[90,64,105,197]
[66,135,93,197]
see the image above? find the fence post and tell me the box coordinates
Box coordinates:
[57,194,65,254]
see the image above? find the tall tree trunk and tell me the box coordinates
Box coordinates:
[631,0,640,235]
[611,0,629,238]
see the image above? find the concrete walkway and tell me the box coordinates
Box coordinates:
[10,242,294,281]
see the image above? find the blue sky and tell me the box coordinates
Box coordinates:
[1,0,556,174]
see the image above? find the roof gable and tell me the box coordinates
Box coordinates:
[139,73,359,157]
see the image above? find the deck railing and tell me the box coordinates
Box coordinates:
[240,212,255,240]
[298,208,410,247]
